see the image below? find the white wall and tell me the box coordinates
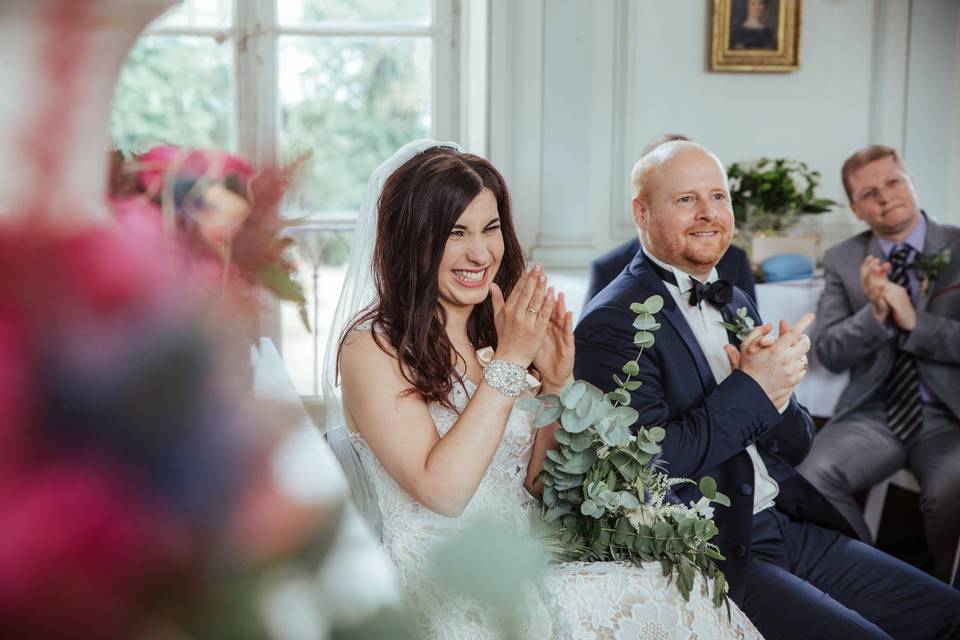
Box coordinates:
[952,6,960,222]
[488,0,960,269]
[904,0,960,222]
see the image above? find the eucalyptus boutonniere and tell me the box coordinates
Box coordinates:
[911,248,952,296]
[719,307,755,343]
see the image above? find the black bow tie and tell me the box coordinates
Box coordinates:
[688,278,733,309]
[646,256,732,310]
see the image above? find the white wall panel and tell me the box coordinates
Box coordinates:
[488,0,960,265]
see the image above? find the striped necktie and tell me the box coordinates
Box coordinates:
[883,245,923,441]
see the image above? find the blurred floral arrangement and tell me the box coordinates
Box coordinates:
[727,158,839,237]
[0,210,346,638]
[109,144,310,336]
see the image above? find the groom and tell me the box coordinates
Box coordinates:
[574,141,960,639]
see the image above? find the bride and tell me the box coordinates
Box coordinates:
[324,140,763,639]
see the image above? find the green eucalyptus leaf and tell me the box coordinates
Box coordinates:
[580,499,599,517]
[545,503,572,523]
[629,302,647,314]
[637,441,661,455]
[569,430,596,453]
[596,417,631,447]
[559,449,598,474]
[515,397,541,412]
[533,402,563,428]
[623,381,643,391]
[699,476,717,500]
[611,456,638,482]
[575,396,591,418]
[633,331,655,349]
[694,518,710,538]
[633,313,659,330]
[647,426,666,442]
[542,485,558,508]
[560,407,592,434]
[613,517,633,545]
[583,397,614,426]
[560,381,587,409]
[622,360,640,376]
[619,492,640,510]
[610,406,639,428]
[702,520,720,540]
[644,295,664,314]
[554,429,572,446]
[546,449,564,465]
[677,517,696,539]
[585,480,607,499]
[712,491,731,508]
[554,474,585,491]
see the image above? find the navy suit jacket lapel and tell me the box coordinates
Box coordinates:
[628,253,717,391]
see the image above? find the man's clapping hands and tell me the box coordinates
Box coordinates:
[860,255,916,331]
[724,313,814,410]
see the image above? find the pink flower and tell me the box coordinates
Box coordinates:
[136,145,255,194]
[0,460,190,639]
[0,315,31,463]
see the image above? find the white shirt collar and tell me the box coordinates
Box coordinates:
[643,249,720,295]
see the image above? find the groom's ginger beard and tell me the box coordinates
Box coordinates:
[633,147,734,281]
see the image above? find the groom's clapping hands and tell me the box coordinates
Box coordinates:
[725,313,815,410]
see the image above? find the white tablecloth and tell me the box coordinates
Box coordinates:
[756,279,849,418]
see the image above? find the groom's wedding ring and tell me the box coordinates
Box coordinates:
[526,307,538,314]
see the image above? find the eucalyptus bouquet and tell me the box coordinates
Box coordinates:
[519,295,732,609]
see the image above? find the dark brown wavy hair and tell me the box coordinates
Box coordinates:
[339,146,525,410]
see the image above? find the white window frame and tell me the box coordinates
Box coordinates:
[144,0,463,217]
[140,1,483,406]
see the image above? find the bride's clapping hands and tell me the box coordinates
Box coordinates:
[532,289,574,393]
[489,264,556,368]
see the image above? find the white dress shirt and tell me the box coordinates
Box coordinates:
[645,251,780,514]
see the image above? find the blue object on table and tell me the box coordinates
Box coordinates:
[760,253,814,283]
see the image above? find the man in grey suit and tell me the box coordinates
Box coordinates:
[798,144,960,582]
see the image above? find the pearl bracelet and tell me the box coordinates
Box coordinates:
[482,360,528,397]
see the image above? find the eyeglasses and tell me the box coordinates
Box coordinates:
[856,177,905,204]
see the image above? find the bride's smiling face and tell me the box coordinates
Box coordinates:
[437,188,504,310]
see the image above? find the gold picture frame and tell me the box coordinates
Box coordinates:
[710,0,801,72]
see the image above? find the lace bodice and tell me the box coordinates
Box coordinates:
[349,377,539,563]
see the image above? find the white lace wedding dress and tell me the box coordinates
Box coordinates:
[349,375,763,639]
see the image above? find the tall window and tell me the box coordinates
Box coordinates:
[111,0,460,398]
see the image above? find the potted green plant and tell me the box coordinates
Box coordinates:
[727,158,839,245]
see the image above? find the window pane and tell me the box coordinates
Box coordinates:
[153,0,232,29]
[110,36,235,154]
[279,37,431,217]
[278,0,431,25]
[282,228,354,397]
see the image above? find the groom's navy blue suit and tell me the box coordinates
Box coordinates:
[575,250,960,640]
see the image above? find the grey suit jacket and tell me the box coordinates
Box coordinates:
[813,215,960,423]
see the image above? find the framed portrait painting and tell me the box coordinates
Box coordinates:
[710,0,801,72]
